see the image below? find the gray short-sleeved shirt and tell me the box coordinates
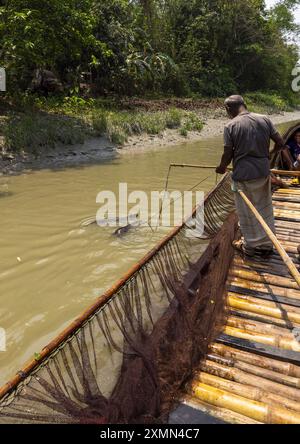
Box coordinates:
[224,111,279,181]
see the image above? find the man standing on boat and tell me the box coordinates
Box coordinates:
[215,95,287,257]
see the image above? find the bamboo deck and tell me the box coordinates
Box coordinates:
[184,184,300,424]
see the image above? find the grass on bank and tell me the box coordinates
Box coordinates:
[244,92,299,114]
[91,107,203,144]
[1,96,204,153]
[0,91,298,155]
[2,113,87,155]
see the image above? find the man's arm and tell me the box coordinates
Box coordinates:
[271,132,287,151]
[216,126,233,174]
[216,145,233,174]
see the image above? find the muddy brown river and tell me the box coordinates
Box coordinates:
[0,120,296,386]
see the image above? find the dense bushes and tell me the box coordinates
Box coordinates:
[0,1,299,154]
[0,0,299,99]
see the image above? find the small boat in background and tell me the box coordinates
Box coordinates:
[271,121,300,171]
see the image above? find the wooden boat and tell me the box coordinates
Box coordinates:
[1,124,300,424]
[177,121,300,424]
[181,183,300,424]
[271,121,300,171]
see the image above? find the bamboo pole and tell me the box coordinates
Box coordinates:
[233,256,293,276]
[276,234,300,243]
[274,213,300,219]
[227,293,300,323]
[274,211,300,219]
[273,215,300,224]
[237,253,287,264]
[274,206,300,213]
[278,240,300,250]
[230,358,300,389]
[238,189,300,288]
[195,372,300,413]
[169,164,300,178]
[273,201,300,210]
[275,224,300,233]
[223,325,300,352]
[226,316,296,340]
[200,360,300,402]
[275,193,300,199]
[277,234,300,243]
[275,220,300,229]
[191,381,300,423]
[184,394,262,424]
[206,351,300,388]
[275,229,300,238]
[243,252,299,267]
[275,188,300,193]
[229,268,299,290]
[271,169,300,178]
[228,276,300,299]
[210,343,300,378]
[275,219,300,225]
[234,252,297,268]
[229,308,300,330]
[268,243,298,254]
[273,197,300,204]
[274,209,300,217]
[274,222,300,229]
[169,163,233,170]
[274,231,300,240]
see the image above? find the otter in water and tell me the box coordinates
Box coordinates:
[113,223,136,237]
[81,213,140,237]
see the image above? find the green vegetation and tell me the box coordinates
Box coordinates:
[0,1,299,98]
[91,107,203,142]
[1,89,300,154]
[3,113,86,154]
[244,92,298,114]
[0,1,299,154]
[1,97,204,152]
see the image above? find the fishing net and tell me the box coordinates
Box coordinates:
[0,173,236,424]
[201,173,235,238]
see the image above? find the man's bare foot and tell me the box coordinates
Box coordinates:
[232,239,255,257]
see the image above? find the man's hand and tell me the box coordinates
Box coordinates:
[216,165,227,175]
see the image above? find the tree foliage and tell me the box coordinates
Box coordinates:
[0,0,299,96]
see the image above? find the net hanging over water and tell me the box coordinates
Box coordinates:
[0,173,236,424]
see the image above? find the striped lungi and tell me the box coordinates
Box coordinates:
[232,176,275,254]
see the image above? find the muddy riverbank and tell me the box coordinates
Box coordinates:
[1,110,300,175]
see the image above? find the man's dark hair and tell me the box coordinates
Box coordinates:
[224,95,247,113]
